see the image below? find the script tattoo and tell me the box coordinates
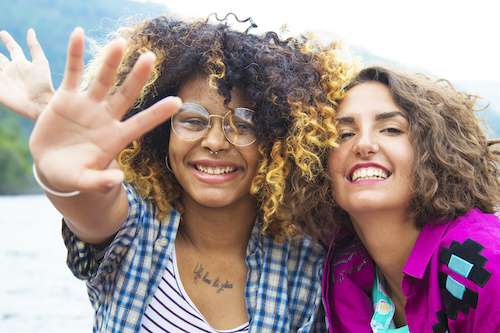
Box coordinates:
[194,263,234,293]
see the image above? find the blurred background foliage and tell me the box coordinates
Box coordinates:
[0,104,34,194]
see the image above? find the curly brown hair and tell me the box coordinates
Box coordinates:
[83,14,352,240]
[323,65,500,232]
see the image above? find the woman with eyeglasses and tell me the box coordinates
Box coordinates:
[0,14,350,332]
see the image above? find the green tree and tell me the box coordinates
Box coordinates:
[0,105,35,194]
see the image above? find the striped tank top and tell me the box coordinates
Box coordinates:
[139,248,249,333]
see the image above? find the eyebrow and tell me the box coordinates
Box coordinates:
[337,111,407,124]
[375,111,407,121]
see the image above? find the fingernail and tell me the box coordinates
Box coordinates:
[170,96,182,107]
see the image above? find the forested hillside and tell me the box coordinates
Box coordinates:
[0,104,34,194]
[1,0,170,87]
[0,0,499,194]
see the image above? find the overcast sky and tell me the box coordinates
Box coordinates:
[140,0,499,83]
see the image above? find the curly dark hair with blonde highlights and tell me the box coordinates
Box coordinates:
[83,14,352,240]
[277,39,354,242]
[325,65,500,231]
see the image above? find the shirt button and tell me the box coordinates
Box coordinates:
[155,238,168,248]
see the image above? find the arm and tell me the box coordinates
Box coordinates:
[29,27,180,245]
[0,29,54,121]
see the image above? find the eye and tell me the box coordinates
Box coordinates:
[382,127,403,135]
[224,111,255,135]
[337,132,354,141]
[174,114,209,131]
[183,118,208,129]
[226,121,255,134]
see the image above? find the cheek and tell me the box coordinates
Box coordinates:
[168,135,191,166]
[327,150,344,178]
[327,150,344,193]
[168,137,179,159]
[399,143,415,175]
[395,143,415,200]
[232,144,260,177]
[327,149,337,172]
[245,148,261,174]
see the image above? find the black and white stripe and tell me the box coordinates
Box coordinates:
[139,248,249,333]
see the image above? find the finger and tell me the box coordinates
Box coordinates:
[0,30,27,60]
[87,38,125,102]
[26,29,49,64]
[60,27,85,91]
[0,52,9,67]
[107,51,156,118]
[119,96,181,144]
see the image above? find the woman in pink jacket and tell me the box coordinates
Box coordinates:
[321,65,500,332]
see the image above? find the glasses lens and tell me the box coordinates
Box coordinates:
[223,108,256,146]
[171,104,209,141]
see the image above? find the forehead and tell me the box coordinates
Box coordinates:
[177,76,250,113]
[338,81,403,117]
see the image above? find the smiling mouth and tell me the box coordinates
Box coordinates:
[195,165,237,175]
[350,167,389,182]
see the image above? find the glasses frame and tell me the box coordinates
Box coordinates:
[171,103,257,147]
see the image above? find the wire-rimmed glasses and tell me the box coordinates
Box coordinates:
[171,103,257,147]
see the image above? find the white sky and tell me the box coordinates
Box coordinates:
[140,0,499,83]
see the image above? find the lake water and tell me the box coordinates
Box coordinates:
[0,195,93,332]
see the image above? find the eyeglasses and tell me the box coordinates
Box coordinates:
[171,103,257,147]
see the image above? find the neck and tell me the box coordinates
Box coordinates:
[179,193,257,256]
[350,209,419,270]
[349,209,420,326]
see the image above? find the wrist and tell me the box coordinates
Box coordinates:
[32,164,81,197]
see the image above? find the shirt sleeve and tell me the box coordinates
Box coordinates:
[438,211,500,332]
[62,220,99,280]
[62,183,143,282]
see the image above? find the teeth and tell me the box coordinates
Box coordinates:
[196,165,236,175]
[351,168,388,182]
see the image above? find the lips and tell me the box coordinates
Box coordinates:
[349,166,389,182]
[194,164,237,175]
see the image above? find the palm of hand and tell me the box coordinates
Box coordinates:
[0,29,55,121]
[29,28,180,193]
[31,86,128,193]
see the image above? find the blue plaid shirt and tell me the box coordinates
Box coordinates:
[63,183,327,332]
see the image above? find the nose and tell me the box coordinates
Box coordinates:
[202,116,231,153]
[353,131,379,156]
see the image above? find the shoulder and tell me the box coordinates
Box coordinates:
[437,210,500,288]
[246,233,326,330]
[290,234,326,259]
[328,235,375,290]
[440,209,500,261]
[285,235,326,269]
[323,234,375,332]
[123,182,150,211]
[446,208,500,235]
[258,233,326,277]
[435,210,500,325]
